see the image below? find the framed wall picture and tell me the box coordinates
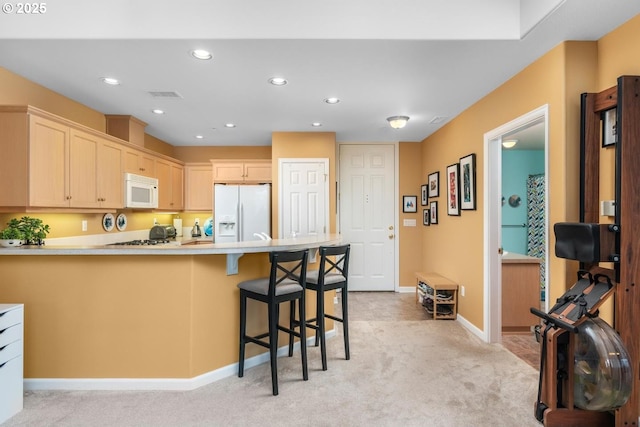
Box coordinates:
[421,185,428,206]
[428,171,439,198]
[446,163,460,216]
[459,153,476,210]
[602,107,617,147]
[403,195,417,213]
[430,201,438,224]
[423,209,430,226]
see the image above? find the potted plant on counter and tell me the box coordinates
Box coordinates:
[6,216,50,246]
[0,225,25,247]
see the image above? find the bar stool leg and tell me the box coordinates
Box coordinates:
[268,301,279,396]
[238,292,247,377]
[318,288,327,371]
[288,300,295,357]
[342,288,350,360]
[299,295,308,380]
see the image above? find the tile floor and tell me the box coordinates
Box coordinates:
[346,291,540,369]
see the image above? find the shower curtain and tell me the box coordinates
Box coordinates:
[527,174,545,297]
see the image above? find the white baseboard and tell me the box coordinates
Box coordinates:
[456,314,487,342]
[24,329,336,392]
[397,286,414,293]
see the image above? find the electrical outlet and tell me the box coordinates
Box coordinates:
[81,220,87,232]
[460,285,465,297]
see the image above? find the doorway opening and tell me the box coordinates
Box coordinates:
[484,105,549,344]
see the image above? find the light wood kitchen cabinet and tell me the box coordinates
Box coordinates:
[156,159,184,210]
[69,129,123,209]
[211,159,271,183]
[28,114,70,207]
[123,147,156,177]
[184,163,213,211]
[501,252,542,333]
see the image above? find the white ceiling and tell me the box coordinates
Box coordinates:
[0,0,638,147]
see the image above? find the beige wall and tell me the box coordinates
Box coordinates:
[399,142,424,286]
[419,13,640,331]
[271,132,337,239]
[0,67,105,132]
[173,146,271,163]
[419,42,596,329]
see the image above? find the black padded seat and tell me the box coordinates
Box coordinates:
[298,244,350,371]
[237,249,309,396]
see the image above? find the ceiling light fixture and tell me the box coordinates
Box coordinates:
[101,77,120,85]
[502,139,518,148]
[311,122,322,127]
[268,77,288,86]
[225,123,236,128]
[191,49,213,60]
[387,116,410,129]
[152,109,165,115]
[324,97,340,104]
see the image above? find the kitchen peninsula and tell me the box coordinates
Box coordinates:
[0,234,340,390]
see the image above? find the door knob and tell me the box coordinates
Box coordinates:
[388,234,394,239]
[388,225,394,230]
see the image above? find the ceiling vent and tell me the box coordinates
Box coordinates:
[429,116,448,124]
[148,91,183,99]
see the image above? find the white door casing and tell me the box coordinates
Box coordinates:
[339,144,396,291]
[279,159,329,239]
[483,105,549,343]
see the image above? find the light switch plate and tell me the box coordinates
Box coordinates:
[403,219,416,227]
[600,200,615,216]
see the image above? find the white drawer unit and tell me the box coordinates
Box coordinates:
[0,304,24,424]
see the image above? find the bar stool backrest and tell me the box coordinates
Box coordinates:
[318,244,350,285]
[268,249,309,296]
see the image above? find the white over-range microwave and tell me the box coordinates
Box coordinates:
[124,173,158,209]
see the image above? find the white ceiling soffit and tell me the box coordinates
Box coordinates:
[520,0,566,38]
[0,0,560,40]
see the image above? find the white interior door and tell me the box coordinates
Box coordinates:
[339,144,396,291]
[279,159,329,238]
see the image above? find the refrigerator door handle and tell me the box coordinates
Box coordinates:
[237,202,242,241]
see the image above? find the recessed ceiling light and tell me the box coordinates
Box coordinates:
[225,123,236,128]
[311,122,322,127]
[195,135,204,139]
[152,109,165,115]
[101,77,120,85]
[191,49,212,60]
[324,97,340,104]
[268,77,288,86]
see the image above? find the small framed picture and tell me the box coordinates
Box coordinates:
[430,201,438,224]
[428,171,439,198]
[421,185,428,206]
[459,153,476,210]
[602,107,617,147]
[423,209,430,226]
[403,195,417,213]
[446,163,460,216]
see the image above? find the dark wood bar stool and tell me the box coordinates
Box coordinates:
[237,249,309,396]
[301,244,350,371]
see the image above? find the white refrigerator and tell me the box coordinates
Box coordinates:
[213,184,271,243]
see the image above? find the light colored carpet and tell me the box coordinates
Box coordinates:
[4,293,541,426]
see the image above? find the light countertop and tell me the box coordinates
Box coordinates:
[0,234,342,256]
[501,251,542,264]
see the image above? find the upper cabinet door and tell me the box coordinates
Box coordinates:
[69,129,100,208]
[212,160,271,183]
[29,115,70,207]
[212,161,245,183]
[185,163,213,211]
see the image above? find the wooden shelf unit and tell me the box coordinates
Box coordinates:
[415,272,458,320]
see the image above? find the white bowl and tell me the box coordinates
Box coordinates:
[0,239,23,248]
